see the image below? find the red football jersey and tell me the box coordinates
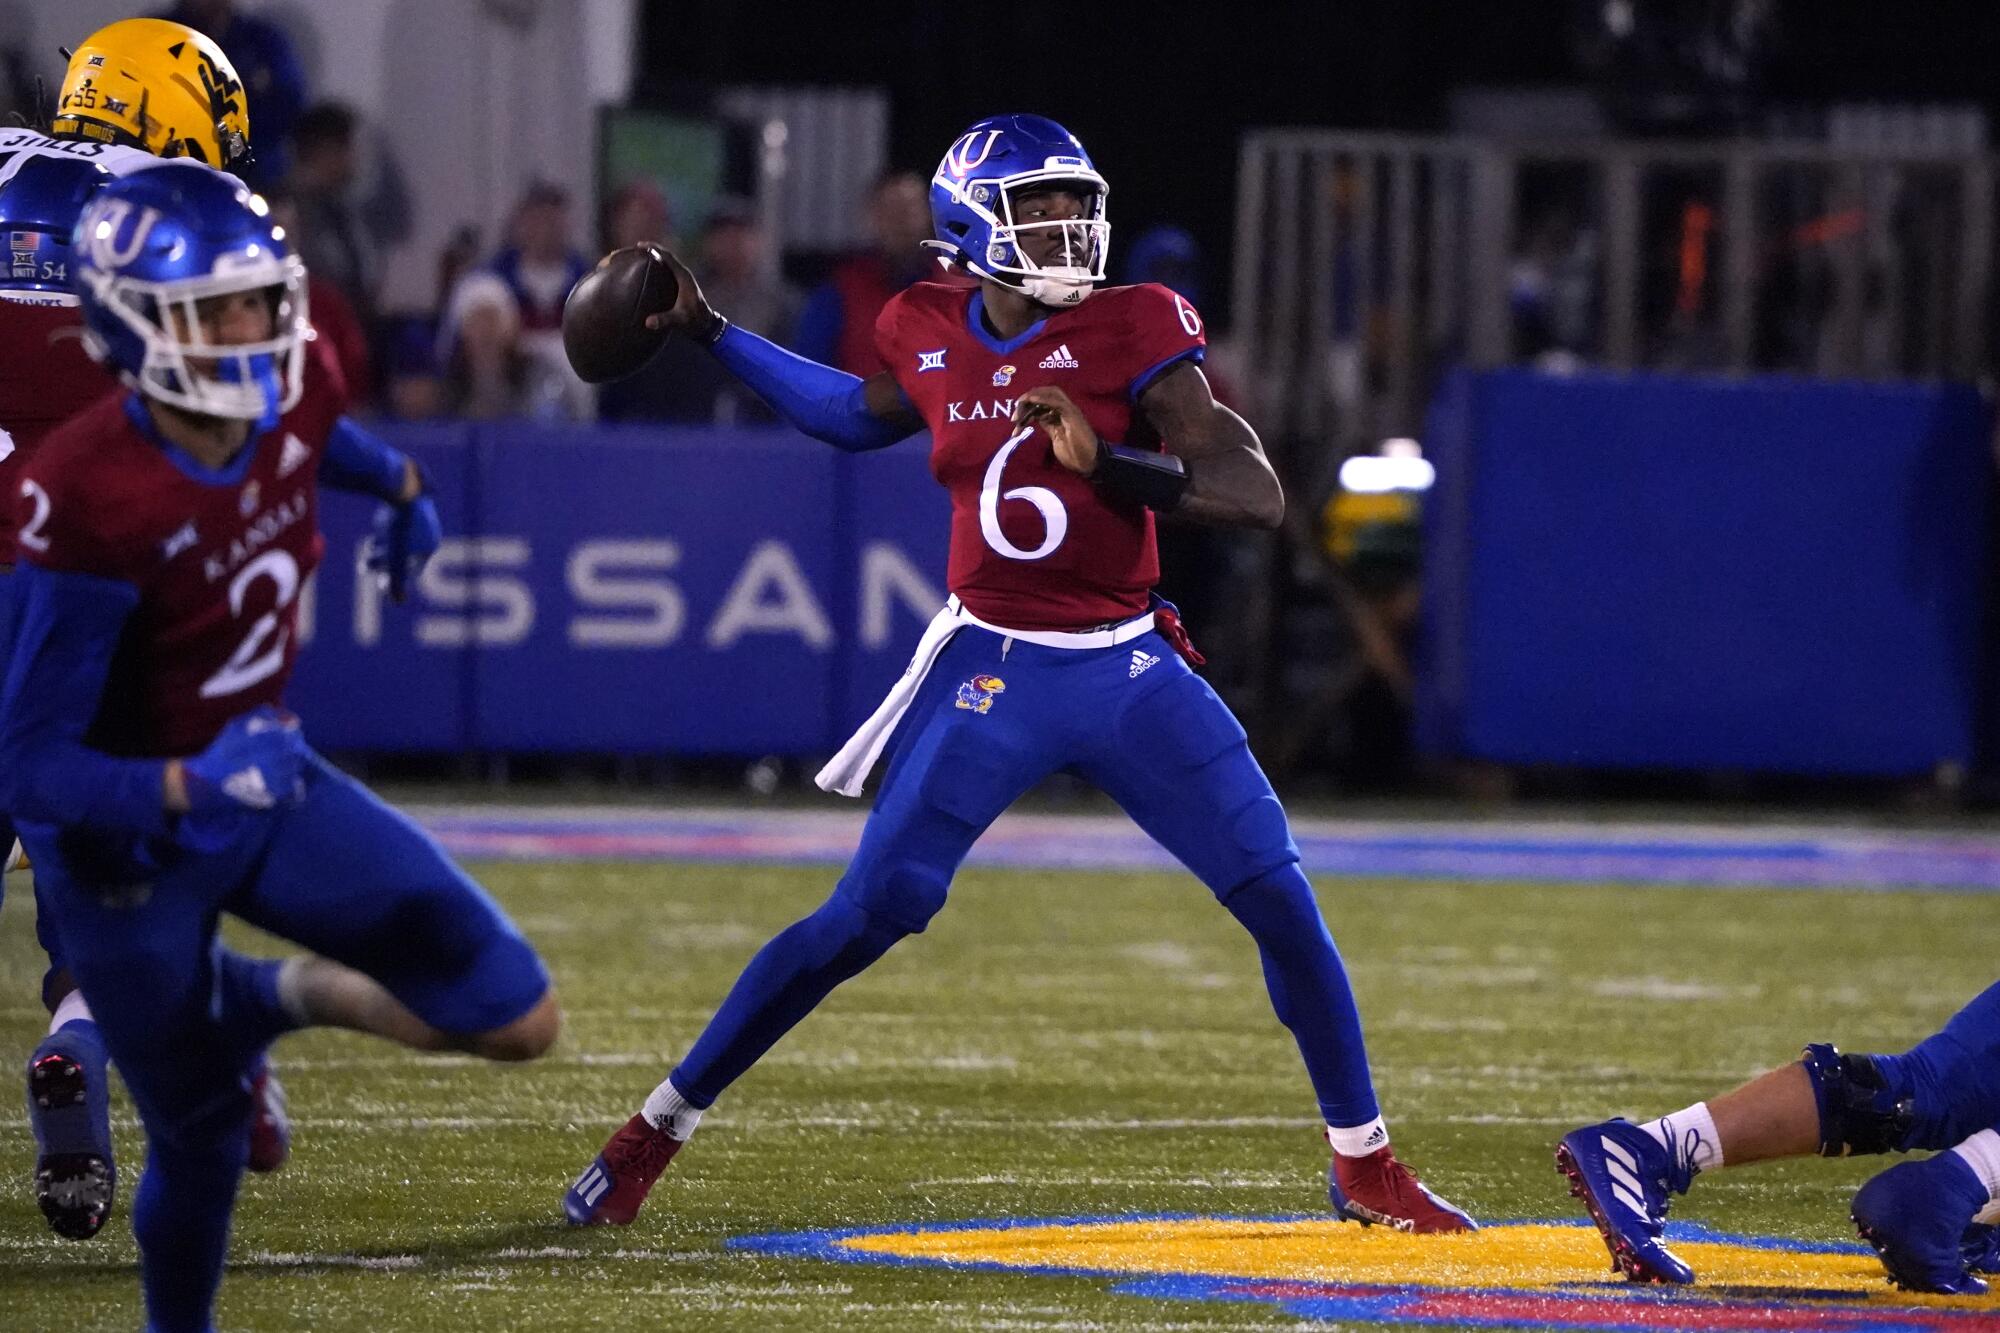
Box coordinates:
[0,296,115,562]
[18,371,342,758]
[877,281,1206,630]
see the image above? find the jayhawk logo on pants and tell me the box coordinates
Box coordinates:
[955,674,1006,714]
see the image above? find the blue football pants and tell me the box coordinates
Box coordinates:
[0,566,70,1004]
[1877,978,2000,1151]
[29,751,549,1333]
[674,624,1382,1127]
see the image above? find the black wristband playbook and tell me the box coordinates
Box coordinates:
[1091,441,1191,512]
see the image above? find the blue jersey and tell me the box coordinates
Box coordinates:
[0,130,194,559]
[0,128,164,298]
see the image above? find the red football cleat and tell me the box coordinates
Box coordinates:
[1327,1136,1478,1234]
[246,1064,291,1173]
[564,1113,684,1226]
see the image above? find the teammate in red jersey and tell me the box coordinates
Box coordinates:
[0,163,558,1332]
[0,17,264,1240]
[567,115,1472,1236]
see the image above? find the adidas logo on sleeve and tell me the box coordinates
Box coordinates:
[1038,343,1080,369]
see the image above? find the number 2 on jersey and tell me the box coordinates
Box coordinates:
[200,549,301,699]
[979,425,1068,561]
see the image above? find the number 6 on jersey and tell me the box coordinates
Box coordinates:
[978,425,1068,561]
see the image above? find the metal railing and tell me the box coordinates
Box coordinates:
[1231,130,1997,452]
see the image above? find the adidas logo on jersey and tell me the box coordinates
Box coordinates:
[1038,343,1080,370]
[1128,648,1161,678]
[277,432,312,478]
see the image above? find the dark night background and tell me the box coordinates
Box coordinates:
[640,0,2000,328]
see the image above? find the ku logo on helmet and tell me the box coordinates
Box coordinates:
[77,197,162,270]
[942,129,1003,180]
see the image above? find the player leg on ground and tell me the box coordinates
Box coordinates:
[1557,977,2000,1287]
[0,564,122,1239]
[1074,642,1473,1234]
[32,755,554,1333]
[24,945,118,1241]
[567,629,1055,1225]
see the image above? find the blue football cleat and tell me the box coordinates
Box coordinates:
[1963,1223,2000,1276]
[26,1027,116,1240]
[1852,1155,1991,1295]
[1555,1119,1695,1284]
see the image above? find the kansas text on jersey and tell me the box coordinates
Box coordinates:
[877,281,1205,631]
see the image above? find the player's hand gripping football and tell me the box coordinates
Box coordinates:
[1012,386,1100,476]
[640,247,719,338]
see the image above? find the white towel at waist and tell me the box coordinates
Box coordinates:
[814,597,1158,798]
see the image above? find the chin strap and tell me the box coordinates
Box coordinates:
[925,241,1093,308]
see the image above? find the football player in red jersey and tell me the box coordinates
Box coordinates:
[0,17,263,1240]
[0,163,559,1331]
[567,115,1473,1236]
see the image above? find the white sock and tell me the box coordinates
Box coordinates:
[1950,1128,2000,1203]
[275,957,313,1027]
[48,990,92,1036]
[642,1078,705,1142]
[1326,1116,1389,1157]
[1637,1102,1724,1176]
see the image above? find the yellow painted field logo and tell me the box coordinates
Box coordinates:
[731,1215,2000,1330]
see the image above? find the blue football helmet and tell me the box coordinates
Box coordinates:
[926,114,1109,308]
[72,160,306,421]
[0,151,114,300]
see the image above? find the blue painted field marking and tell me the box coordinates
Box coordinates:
[411,806,2000,892]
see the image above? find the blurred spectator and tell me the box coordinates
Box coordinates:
[1510,203,1598,365]
[602,202,800,425]
[483,180,594,420]
[700,202,799,357]
[154,0,306,187]
[1120,222,1239,406]
[490,180,592,335]
[1120,224,1205,308]
[434,224,484,321]
[288,104,390,324]
[380,317,447,422]
[437,272,574,421]
[603,179,675,254]
[794,170,933,376]
[1,35,37,129]
[267,184,373,405]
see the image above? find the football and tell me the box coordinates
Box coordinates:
[560,243,679,383]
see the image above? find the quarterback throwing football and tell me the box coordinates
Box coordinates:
[567,114,1471,1235]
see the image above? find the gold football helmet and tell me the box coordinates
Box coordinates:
[52,18,251,172]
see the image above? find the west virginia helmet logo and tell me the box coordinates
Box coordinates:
[954,674,1006,714]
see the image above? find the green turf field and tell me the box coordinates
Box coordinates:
[0,858,1988,1330]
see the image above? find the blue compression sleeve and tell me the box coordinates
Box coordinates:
[709,322,914,453]
[319,416,412,503]
[0,566,170,837]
